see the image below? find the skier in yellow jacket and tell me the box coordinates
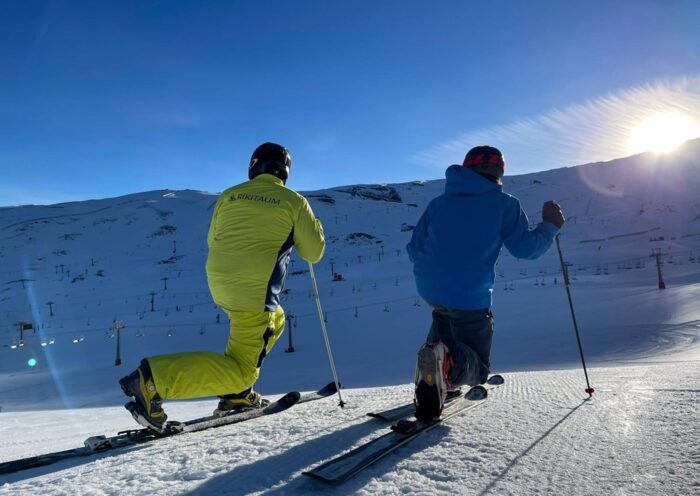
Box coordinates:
[119,143,325,431]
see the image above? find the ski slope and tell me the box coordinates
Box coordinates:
[1,140,700,494]
[0,362,698,495]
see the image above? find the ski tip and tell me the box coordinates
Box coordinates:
[318,381,340,396]
[260,391,300,414]
[466,385,488,401]
[486,374,505,386]
[280,391,302,404]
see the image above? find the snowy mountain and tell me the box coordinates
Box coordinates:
[1,139,699,495]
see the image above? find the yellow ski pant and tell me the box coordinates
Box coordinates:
[146,307,286,400]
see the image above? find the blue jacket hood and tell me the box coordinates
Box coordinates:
[445,164,502,196]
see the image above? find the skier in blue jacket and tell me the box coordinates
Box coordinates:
[407,145,564,421]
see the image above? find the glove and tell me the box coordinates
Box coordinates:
[542,201,565,229]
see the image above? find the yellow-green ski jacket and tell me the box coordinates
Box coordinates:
[206,173,325,311]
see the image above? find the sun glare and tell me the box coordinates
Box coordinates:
[628,113,700,155]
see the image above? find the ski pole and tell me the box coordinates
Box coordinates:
[308,261,346,407]
[555,235,595,398]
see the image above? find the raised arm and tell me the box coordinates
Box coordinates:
[501,199,561,260]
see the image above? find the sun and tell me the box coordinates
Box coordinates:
[628,112,700,155]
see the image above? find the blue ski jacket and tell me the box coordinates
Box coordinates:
[407,165,560,310]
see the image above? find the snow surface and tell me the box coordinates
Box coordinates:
[1,364,698,495]
[1,140,700,494]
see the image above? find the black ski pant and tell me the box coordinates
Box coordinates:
[426,306,494,387]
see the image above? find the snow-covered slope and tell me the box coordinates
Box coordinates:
[1,140,699,495]
[1,139,699,411]
[1,363,697,495]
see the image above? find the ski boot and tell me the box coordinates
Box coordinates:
[486,374,505,386]
[119,359,167,432]
[214,388,270,417]
[414,341,452,423]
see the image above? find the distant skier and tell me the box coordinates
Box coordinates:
[406,145,564,421]
[120,143,326,431]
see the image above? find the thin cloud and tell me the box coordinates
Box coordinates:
[414,76,700,173]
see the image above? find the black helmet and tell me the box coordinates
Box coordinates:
[248,142,292,184]
[463,145,506,184]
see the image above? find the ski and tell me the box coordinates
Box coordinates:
[367,374,504,422]
[299,381,339,404]
[0,382,338,476]
[303,378,502,485]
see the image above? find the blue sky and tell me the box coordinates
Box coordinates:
[1,0,700,206]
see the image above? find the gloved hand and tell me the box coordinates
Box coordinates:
[542,201,565,229]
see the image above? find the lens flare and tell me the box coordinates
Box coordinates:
[28,358,37,367]
[22,256,73,408]
[628,113,700,155]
